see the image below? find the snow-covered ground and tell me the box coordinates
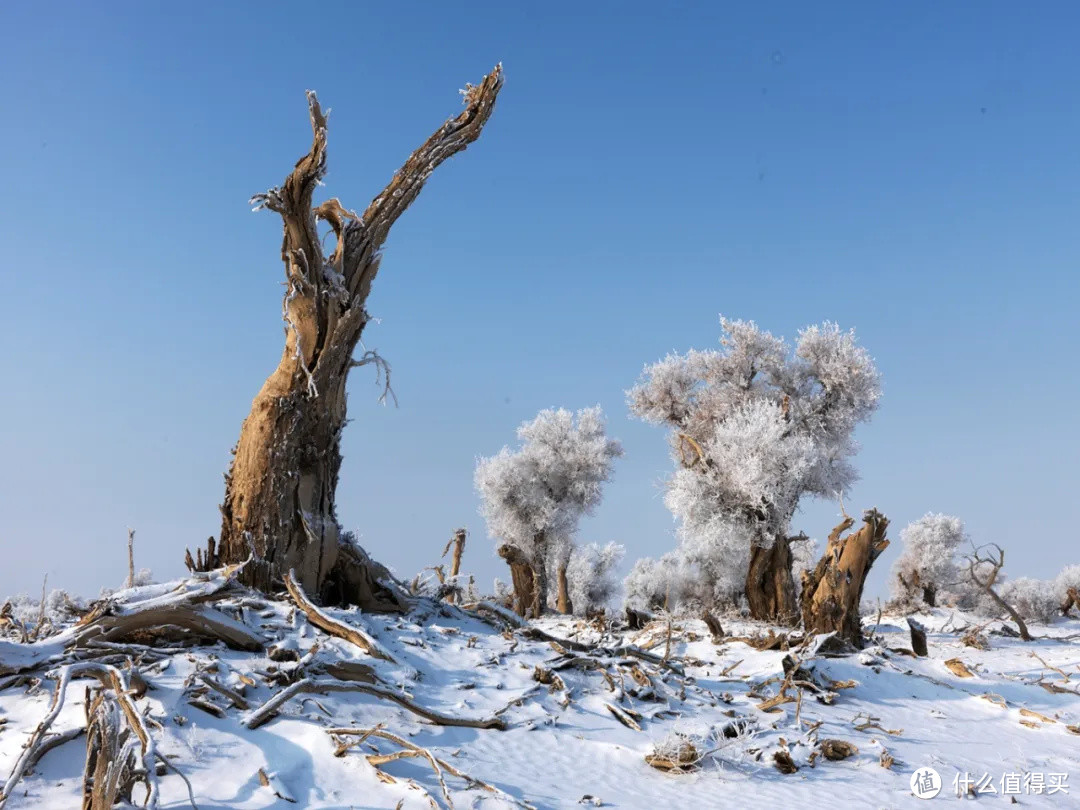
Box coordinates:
[2,583,1078,809]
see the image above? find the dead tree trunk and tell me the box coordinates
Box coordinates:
[210,67,503,607]
[745,535,799,625]
[498,544,537,618]
[964,543,1032,641]
[441,528,467,603]
[800,509,890,646]
[556,563,573,615]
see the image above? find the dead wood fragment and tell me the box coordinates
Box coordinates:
[604,702,642,731]
[773,749,799,774]
[819,739,858,760]
[257,768,296,803]
[1018,708,1056,725]
[645,739,699,772]
[187,698,226,718]
[944,658,975,678]
[879,749,895,769]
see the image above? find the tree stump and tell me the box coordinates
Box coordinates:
[907,617,928,657]
[801,509,890,646]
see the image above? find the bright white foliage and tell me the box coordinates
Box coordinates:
[625,317,880,609]
[790,536,820,594]
[997,577,1060,624]
[564,542,625,616]
[890,513,966,604]
[475,406,622,567]
[1054,565,1080,605]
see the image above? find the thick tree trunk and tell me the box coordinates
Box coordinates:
[745,535,799,625]
[1062,586,1080,617]
[211,67,503,607]
[556,563,573,615]
[801,509,890,646]
[922,583,937,608]
[498,544,537,618]
[528,531,550,619]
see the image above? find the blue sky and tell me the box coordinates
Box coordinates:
[1,2,1077,601]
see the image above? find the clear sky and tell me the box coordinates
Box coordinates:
[1,2,1078,602]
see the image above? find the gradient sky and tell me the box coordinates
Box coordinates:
[2,2,1078,603]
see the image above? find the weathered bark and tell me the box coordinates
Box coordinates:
[529,532,550,618]
[745,535,799,625]
[83,690,136,810]
[801,509,890,646]
[498,544,537,618]
[214,67,504,607]
[556,563,573,615]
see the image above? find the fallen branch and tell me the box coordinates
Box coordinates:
[243,678,506,730]
[1,565,259,678]
[283,569,395,662]
[330,727,535,810]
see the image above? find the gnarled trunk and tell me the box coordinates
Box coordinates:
[745,535,799,625]
[498,544,537,618]
[529,532,549,619]
[212,67,503,607]
[556,562,573,615]
[801,509,890,646]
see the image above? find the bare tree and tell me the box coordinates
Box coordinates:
[209,67,504,606]
[963,543,1032,641]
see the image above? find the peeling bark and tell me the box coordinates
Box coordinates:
[801,509,890,646]
[215,67,504,607]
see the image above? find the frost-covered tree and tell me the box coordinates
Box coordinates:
[997,577,1059,624]
[891,513,967,607]
[563,542,625,616]
[627,317,881,623]
[475,407,622,617]
[1054,565,1080,615]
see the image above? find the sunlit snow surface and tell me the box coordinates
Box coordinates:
[2,590,1078,809]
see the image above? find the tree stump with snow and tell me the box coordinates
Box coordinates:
[801,509,890,646]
